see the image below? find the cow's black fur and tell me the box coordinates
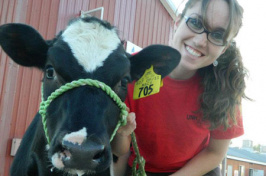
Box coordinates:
[0,17,180,176]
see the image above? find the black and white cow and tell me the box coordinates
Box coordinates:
[0,17,180,176]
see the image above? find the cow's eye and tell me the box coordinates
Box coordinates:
[46,66,55,79]
[121,76,131,87]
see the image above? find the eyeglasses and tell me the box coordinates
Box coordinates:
[183,14,227,46]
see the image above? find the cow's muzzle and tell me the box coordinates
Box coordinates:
[51,138,111,173]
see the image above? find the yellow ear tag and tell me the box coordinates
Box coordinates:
[133,65,162,99]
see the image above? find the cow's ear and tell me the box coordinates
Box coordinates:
[129,45,181,81]
[0,23,48,69]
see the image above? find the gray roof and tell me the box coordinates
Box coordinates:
[227,147,266,164]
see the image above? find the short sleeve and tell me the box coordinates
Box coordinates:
[210,106,244,139]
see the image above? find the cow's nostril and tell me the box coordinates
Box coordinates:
[59,140,109,170]
[93,151,103,160]
[92,146,105,161]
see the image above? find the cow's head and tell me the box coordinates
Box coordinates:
[0,17,180,175]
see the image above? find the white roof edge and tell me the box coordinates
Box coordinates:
[160,0,177,20]
[227,155,266,166]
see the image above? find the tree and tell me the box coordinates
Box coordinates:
[253,144,261,153]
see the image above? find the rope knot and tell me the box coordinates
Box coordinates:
[120,110,128,126]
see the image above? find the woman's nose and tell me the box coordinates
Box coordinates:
[193,33,208,48]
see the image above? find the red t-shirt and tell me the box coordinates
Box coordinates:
[125,73,244,173]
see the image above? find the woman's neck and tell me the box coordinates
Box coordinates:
[169,66,197,80]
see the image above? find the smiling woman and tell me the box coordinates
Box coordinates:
[172,0,266,148]
[113,0,249,176]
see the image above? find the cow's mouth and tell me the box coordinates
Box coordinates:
[50,145,111,175]
[51,151,96,176]
[51,150,72,170]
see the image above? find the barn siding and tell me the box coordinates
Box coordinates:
[0,0,173,175]
[0,0,61,175]
[0,1,28,175]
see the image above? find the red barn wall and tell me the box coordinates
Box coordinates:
[0,0,173,175]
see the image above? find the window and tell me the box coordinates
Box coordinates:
[227,165,233,176]
[239,165,245,176]
[249,168,253,176]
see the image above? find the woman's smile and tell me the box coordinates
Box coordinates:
[185,44,204,57]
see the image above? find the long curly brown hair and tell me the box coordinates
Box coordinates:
[198,42,248,129]
[181,0,248,129]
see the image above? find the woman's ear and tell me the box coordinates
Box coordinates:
[170,14,182,45]
[221,39,234,54]
[221,43,230,54]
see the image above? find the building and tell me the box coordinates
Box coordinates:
[242,140,254,148]
[226,147,266,176]
[260,146,266,154]
[0,0,176,175]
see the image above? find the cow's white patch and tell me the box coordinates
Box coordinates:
[69,170,85,176]
[69,169,95,176]
[45,144,50,151]
[51,153,65,169]
[63,127,87,145]
[76,170,85,176]
[62,19,121,73]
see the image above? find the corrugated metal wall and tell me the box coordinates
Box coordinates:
[0,1,61,175]
[0,0,173,175]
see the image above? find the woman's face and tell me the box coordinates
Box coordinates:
[171,0,233,77]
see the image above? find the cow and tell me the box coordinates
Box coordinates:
[0,16,180,176]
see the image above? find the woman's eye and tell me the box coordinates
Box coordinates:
[46,66,55,79]
[211,31,225,40]
[190,18,202,29]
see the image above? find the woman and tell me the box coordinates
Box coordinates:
[112,0,247,175]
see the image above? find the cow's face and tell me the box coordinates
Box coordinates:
[43,18,130,175]
[0,17,180,175]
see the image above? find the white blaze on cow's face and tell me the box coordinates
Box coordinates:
[62,19,121,73]
[62,127,87,145]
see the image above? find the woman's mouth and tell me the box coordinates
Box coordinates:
[185,45,203,57]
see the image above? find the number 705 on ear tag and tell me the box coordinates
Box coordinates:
[133,65,162,99]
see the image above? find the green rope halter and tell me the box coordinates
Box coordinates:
[39,78,146,176]
[39,79,128,144]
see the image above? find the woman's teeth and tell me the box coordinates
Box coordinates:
[185,45,202,57]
